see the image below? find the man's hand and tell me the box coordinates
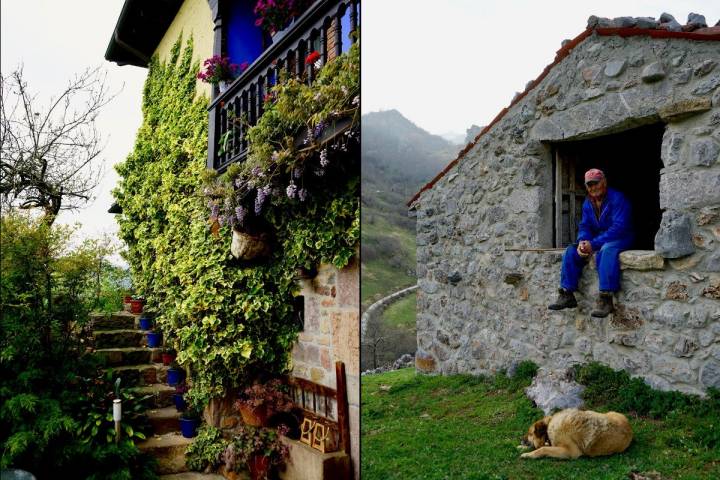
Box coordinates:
[577,240,592,258]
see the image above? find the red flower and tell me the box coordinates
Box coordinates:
[263,94,273,103]
[305,51,320,65]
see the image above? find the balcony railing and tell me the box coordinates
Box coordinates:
[207,0,359,172]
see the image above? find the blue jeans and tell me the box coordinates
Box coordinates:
[560,239,633,292]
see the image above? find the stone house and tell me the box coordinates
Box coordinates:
[105,0,359,477]
[409,15,720,396]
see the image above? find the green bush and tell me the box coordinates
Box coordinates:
[185,424,227,472]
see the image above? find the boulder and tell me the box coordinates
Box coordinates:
[655,210,695,258]
[525,368,585,415]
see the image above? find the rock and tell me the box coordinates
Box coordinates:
[415,350,437,373]
[587,15,599,29]
[687,13,707,29]
[700,360,720,388]
[642,62,666,82]
[692,75,720,96]
[673,336,697,357]
[671,67,693,85]
[659,12,677,24]
[660,20,683,32]
[703,281,720,299]
[504,273,524,285]
[448,271,462,285]
[694,60,717,77]
[636,17,659,29]
[654,211,695,258]
[525,368,585,415]
[620,250,664,270]
[658,98,712,122]
[660,131,684,165]
[604,59,627,78]
[613,17,637,28]
[654,302,690,328]
[665,281,689,301]
[704,252,720,273]
[689,138,720,167]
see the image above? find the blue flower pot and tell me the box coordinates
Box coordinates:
[173,393,186,412]
[146,331,162,348]
[139,317,153,330]
[167,368,185,386]
[179,417,200,438]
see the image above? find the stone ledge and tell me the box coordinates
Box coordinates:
[619,250,665,270]
[279,436,350,480]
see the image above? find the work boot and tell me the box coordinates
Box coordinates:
[591,292,614,318]
[548,288,577,310]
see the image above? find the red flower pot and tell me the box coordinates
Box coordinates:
[129,299,144,314]
[248,454,270,480]
[239,404,268,427]
[162,353,176,366]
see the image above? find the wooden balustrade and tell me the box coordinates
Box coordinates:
[208,0,359,172]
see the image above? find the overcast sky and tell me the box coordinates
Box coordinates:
[1,0,146,262]
[362,0,720,140]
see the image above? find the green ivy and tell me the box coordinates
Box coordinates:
[113,36,358,405]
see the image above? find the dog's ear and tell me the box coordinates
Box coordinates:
[533,420,548,442]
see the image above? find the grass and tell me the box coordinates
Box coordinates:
[382,292,416,330]
[362,368,720,480]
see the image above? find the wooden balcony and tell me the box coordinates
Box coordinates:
[207,0,359,172]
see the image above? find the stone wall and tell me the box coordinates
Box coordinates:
[415,29,720,396]
[292,257,360,480]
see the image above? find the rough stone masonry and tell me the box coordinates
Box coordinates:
[412,15,720,396]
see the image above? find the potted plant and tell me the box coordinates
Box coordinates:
[129,297,145,314]
[180,402,202,438]
[161,347,177,366]
[138,315,153,330]
[253,0,312,37]
[234,379,294,427]
[173,382,188,412]
[167,361,186,386]
[197,55,244,93]
[146,330,162,348]
[222,425,290,480]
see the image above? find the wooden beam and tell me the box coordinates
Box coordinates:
[335,361,351,457]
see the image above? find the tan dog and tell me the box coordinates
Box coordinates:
[520,408,633,459]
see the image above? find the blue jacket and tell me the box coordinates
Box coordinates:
[577,187,634,252]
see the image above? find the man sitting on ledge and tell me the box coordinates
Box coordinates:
[548,168,634,318]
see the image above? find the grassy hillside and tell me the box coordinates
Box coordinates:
[362,367,720,480]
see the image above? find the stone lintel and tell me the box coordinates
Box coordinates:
[658,97,712,122]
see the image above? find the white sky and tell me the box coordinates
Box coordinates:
[362,0,720,138]
[1,0,146,263]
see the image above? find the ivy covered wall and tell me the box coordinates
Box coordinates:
[113,36,359,403]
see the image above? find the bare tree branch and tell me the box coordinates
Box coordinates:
[0,65,118,225]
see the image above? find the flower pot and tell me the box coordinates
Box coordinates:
[231,229,271,260]
[146,331,162,348]
[139,317,153,330]
[129,299,144,314]
[161,352,176,366]
[179,417,200,438]
[167,368,185,386]
[173,393,186,412]
[123,296,133,312]
[238,404,268,427]
[248,454,271,480]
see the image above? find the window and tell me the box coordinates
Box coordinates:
[552,123,665,249]
[293,295,305,331]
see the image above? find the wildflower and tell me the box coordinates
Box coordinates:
[292,167,302,179]
[319,148,328,167]
[251,166,264,177]
[234,177,244,188]
[313,121,326,139]
[235,206,247,222]
[239,61,249,72]
[271,151,279,162]
[298,188,308,202]
[352,95,359,105]
[305,51,321,65]
[286,181,297,199]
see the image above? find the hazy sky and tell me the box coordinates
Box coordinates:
[362,0,720,138]
[1,0,146,261]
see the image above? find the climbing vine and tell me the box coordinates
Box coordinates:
[113,37,358,404]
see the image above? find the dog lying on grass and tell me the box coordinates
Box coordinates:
[519,408,633,459]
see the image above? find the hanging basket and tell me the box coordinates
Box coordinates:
[231,229,271,260]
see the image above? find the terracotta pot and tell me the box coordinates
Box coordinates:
[238,404,268,427]
[161,352,176,366]
[129,299,144,314]
[248,454,271,480]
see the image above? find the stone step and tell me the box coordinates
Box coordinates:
[90,311,138,330]
[93,329,148,349]
[108,363,170,387]
[94,347,162,366]
[147,406,182,435]
[131,384,176,409]
[137,432,193,474]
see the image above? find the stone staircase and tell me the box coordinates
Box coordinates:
[90,311,193,474]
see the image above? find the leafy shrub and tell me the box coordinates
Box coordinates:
[186,424,227,472]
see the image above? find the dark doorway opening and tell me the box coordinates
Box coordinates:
[553,123,665,250]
